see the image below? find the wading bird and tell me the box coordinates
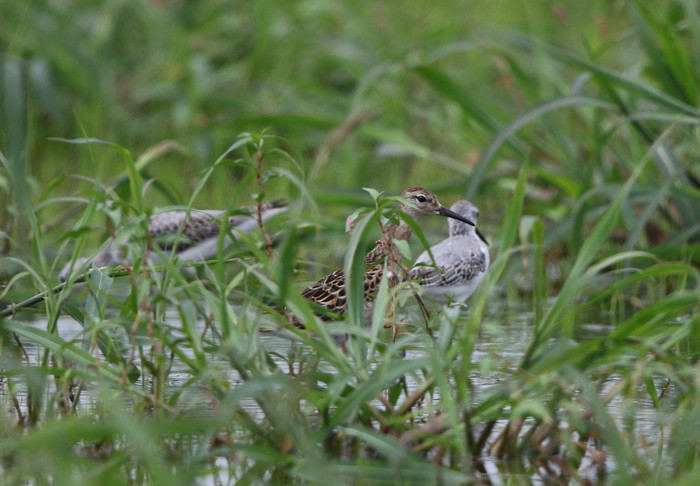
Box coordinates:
[292,188,475,332]
[409,200,489,304]
[59,200,287,281]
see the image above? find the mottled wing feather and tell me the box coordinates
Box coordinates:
[181,213,221,242]
[411,244,487,287]
[363,263,390,300]
[149,200,287,253]
[439,253,487,285]
[300,269,347,319]
[298,259,391,322]
[150,212,223,252]
[409,263,442,286]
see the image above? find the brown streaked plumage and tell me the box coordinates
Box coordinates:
[292,187,475,329]
[59,200,287,281]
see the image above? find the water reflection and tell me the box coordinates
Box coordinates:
[1,301,669,485]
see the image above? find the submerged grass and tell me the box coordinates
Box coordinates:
[2,0,700,484]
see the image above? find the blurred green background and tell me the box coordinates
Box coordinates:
[4,0,700,268]
[5,0,694,227]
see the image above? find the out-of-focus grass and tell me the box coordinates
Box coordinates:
[2,0,700,484]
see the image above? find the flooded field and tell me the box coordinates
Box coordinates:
[2,291,683,485]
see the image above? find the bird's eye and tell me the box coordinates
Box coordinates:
[415,194,427,203]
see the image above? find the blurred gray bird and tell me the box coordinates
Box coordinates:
[59,200,287,282]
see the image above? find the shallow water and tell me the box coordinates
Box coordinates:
[1,301,669,485]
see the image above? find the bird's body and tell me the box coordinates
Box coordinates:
[299,240,395,323]
[59,200,287,281]
[410,200,488,304]
[292,188,475,328]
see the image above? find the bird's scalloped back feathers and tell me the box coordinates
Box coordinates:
[300,269,348,319]
[149,200,288,252]
[410,252,487,287]
[59,199,288,282]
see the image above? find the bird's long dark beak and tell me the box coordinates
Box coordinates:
[437,205,475,226]
[476,227,489,246]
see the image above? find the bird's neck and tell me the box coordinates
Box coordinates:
[451,226,473,238]
[386,219,412,242]
[364,215,414,266]
[388,204,422,240]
